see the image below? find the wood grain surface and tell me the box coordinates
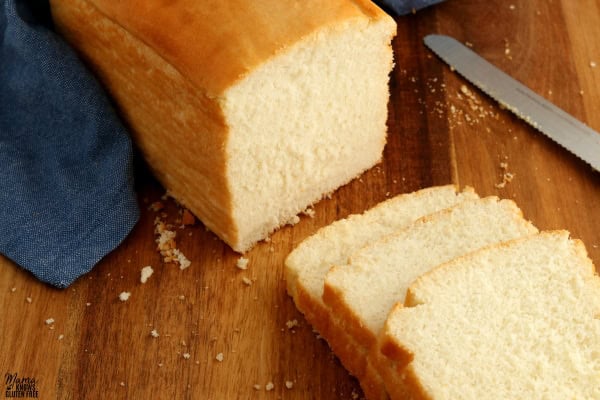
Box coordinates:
[1,1,599,399]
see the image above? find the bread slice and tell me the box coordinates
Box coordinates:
[50,0,397,252]
[285,185,479,397]
[322,197,538,397]
[381,231,600,400]
[323,196,537,351]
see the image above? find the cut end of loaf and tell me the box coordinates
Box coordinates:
[222,16,396,252]
[383,231,600,399]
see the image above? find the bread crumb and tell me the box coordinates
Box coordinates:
[10,287,16,292]
[285,381,294,389]
[175,249,191,270]
[86,302,91,307]
[236,257,249,270]
[242,277,253,286]
[181,209,196,225]
[495,162,515,189]
[154,217,191,270]
[150,329,159,338]
[58,334,64,340]
[120,382,125,387]
[178,295,185,300]
[287,215,300,225]
[45,318,55,325]
[253,384,261,391]
[591,61,597,68]
[286,319,299,330]
[183,353,191,360]
[140,266,154,283]
[265,382,274,391]
[215,352,224,362]
[26,297,32,303]
[148,201,164,212]
[302,207,315,218]
[118,292,131,302]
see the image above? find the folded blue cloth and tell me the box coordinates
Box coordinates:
[0,0,139,288]
[376,0,445,15]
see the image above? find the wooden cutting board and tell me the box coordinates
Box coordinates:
[1,1,599,398]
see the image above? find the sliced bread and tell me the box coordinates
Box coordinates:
[321,196,538,398]
[381,231,600,399]
[285,185,478,397]
[322,196,538,351]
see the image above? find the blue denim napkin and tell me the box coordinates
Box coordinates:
[376,0,445,15]
[0,0,139,288]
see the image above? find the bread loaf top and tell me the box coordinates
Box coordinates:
[87,0,395,95]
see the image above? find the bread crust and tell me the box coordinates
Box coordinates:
[50,0,240,245]
[80,0,393,95]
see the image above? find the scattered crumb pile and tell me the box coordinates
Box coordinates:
[495,161,515,189]
[154,216,191,270]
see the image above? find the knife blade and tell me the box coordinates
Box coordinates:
[424,34,600,172]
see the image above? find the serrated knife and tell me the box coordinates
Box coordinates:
[424,34,600,172]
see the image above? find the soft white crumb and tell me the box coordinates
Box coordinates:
[265,382,274,391]
[302,207,315,218]
[45,318,55,325]
[140,266,154,283]
[242,277,252,286]
[215,353,224,362]
[591,61,597,68]
[118,292,131,302]
[173,249,191,270]
[236,257,249,270]
[120,382,125,387]
[253,384,261,391]
[10,287,16,292]
[287,215,300,225]
[285,381,294,389]
[286,319,299,330]
[150,329,159,338]
[58,334,64,340]
[183,353,191,360]
[86,302,91,307]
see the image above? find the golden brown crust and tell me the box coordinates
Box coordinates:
[295,285,368,379]
[322,266,380,349]
[83,0,393,95]
[50,0,239,245]
[296,284,392,399]
[360,362,390,400]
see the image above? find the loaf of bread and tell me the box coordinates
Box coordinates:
[285,185,479,399]
[49,0,397,252]
[381,231,600,399]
